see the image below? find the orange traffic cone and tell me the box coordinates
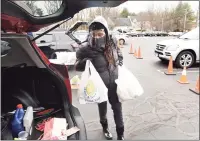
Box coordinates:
[129,44,134,54]
[177,66,189,84]
[136,46,143,59]
[189,77,200,95]
[164,56,176,75]
[134,48,137,57]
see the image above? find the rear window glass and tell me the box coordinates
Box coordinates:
[35,34,55,44]
[73,30,89,42]
[13,1,62,17]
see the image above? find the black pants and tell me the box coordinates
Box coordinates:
[98,83,124,136]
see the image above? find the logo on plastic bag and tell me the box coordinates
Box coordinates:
[84,80,100,102]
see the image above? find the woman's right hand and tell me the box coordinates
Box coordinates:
[119,61,123,66]
[75,58,92,71]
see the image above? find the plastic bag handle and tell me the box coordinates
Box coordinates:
[86,60,92,77]
[89,67,91,75]
[88,60,91,76]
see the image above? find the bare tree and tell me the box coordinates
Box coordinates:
[146,4,155,30]
[110,7,120,18]
[26,1,36,10]
[24,1,44,16]
[137,12,149,31]
[89,8,97,21]
[44,0,62,15]
[103,7,111,17]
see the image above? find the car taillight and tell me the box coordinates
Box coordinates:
[64,77,72,103]
[60,65,72,103]
[32,42,50,65]
[63,65,72,104]
[49,63,72,104]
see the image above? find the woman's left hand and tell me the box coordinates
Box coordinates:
[119,61,123,66]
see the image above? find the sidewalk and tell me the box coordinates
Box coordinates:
[80,92,199,140]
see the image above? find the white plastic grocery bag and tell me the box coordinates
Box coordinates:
[78,60,108,104]
[49,52,76,65]
[115,66,144,102]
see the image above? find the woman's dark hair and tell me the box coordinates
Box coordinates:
[89,22,105,31]
[89,22,108,40]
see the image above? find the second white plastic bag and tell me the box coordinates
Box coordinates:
[78,60,108,104]
[115,66,144,102]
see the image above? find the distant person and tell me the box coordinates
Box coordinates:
[27,32,34,40]
[75,16,124,140]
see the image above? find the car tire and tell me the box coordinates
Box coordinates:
[175,51,195,68]
[119,39,125,45]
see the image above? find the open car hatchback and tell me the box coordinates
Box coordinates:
[1,0,125,140]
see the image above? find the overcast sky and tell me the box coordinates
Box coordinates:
[26,1,199,16]
[118,1,199,13]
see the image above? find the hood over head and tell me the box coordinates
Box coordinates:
[87,16,110,49]
[87,16,111,49]
[89,16,110,38]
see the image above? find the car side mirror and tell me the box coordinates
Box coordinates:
[1,40,11,57]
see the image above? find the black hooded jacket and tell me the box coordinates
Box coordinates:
[75,16,123,89]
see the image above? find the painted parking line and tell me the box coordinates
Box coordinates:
[176,70,199,74]
[157,69,199,74]
[157,69,164,74]
[175,67,199,70]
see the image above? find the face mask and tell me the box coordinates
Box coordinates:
[88,35,106,49]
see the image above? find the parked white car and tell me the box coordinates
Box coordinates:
[33,31,75,50]
[154,27,199,68]
[168,32,184,36]
[111,30,128,45]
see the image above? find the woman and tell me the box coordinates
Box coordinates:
[75,16,124,140]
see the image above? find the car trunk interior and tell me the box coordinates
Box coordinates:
[1,67,73,140]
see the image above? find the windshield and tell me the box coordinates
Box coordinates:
[73,31,89,42]
[179,27,199,40]
[13,1,62,17]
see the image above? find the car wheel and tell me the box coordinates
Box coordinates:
[119,39,125,45]
[175,51,195,68]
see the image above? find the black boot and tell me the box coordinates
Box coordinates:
[116,126,124,140]
[117,135,124,140]
[100,120,113,140]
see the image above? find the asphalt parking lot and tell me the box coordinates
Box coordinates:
[69,37,199,140]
